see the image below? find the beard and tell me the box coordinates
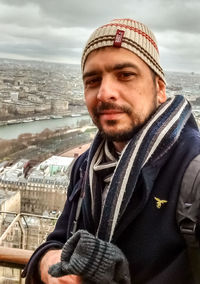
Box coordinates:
[91,99,158,142]
[100,119,146,142]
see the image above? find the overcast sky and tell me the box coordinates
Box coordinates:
[0,0,199,73]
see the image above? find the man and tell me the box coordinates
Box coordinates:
[23,18,200,284]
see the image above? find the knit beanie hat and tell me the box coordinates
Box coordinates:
[81,18,165,83]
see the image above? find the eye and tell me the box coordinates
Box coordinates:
[118,71,136,80]
[84,77,101,88]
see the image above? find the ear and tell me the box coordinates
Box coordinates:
[156,77,167,105]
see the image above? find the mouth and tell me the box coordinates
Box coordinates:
[93,102,131,122]
[98,110,125,120]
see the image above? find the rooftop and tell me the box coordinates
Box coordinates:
[60,143,90,158]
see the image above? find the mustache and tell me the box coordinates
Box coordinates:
[93,102,132,116]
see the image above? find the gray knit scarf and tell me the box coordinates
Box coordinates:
[84,95,191,242]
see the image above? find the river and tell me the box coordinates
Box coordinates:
[0,114,92,140]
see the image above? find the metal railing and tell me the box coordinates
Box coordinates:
[0,211,57,283]
[0,246,33,284]
[0,211,58,250]
[0,246,33,269]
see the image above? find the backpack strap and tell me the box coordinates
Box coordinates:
[66,150,89,238]
[177,154,200,283]
[177,154,200,247]
[70,149,89,190]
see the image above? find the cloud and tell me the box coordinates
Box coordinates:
[0,0,199,72]
[2,0,199,30]
[157,30,200,72]
[131,0,200,33]
[0,1,90,63]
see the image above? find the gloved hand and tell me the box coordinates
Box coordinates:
[48,230,131,284]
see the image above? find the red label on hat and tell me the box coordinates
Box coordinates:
[113,29,124,47]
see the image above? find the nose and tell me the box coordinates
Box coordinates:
[97,77,119,102]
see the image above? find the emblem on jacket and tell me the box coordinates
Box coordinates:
[154,197,168,209]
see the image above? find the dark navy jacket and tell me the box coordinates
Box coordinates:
[23,116,200,284]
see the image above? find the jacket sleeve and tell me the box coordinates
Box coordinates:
[22,151,88,283]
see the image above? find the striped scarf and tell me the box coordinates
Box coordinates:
[82,95,192,242]
[92,140,119,205]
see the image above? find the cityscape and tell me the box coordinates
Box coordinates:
[0,58,86,123]
[0,58,200,283]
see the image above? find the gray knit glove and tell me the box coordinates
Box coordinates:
[48,230,131,284]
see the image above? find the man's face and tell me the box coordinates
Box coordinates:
[83,47,166,142]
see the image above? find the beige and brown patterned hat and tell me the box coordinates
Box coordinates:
[81,18,165,83]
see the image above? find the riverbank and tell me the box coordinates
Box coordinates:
[0,110,88,126]
[0,113,92,140]
[0,125,96,162]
